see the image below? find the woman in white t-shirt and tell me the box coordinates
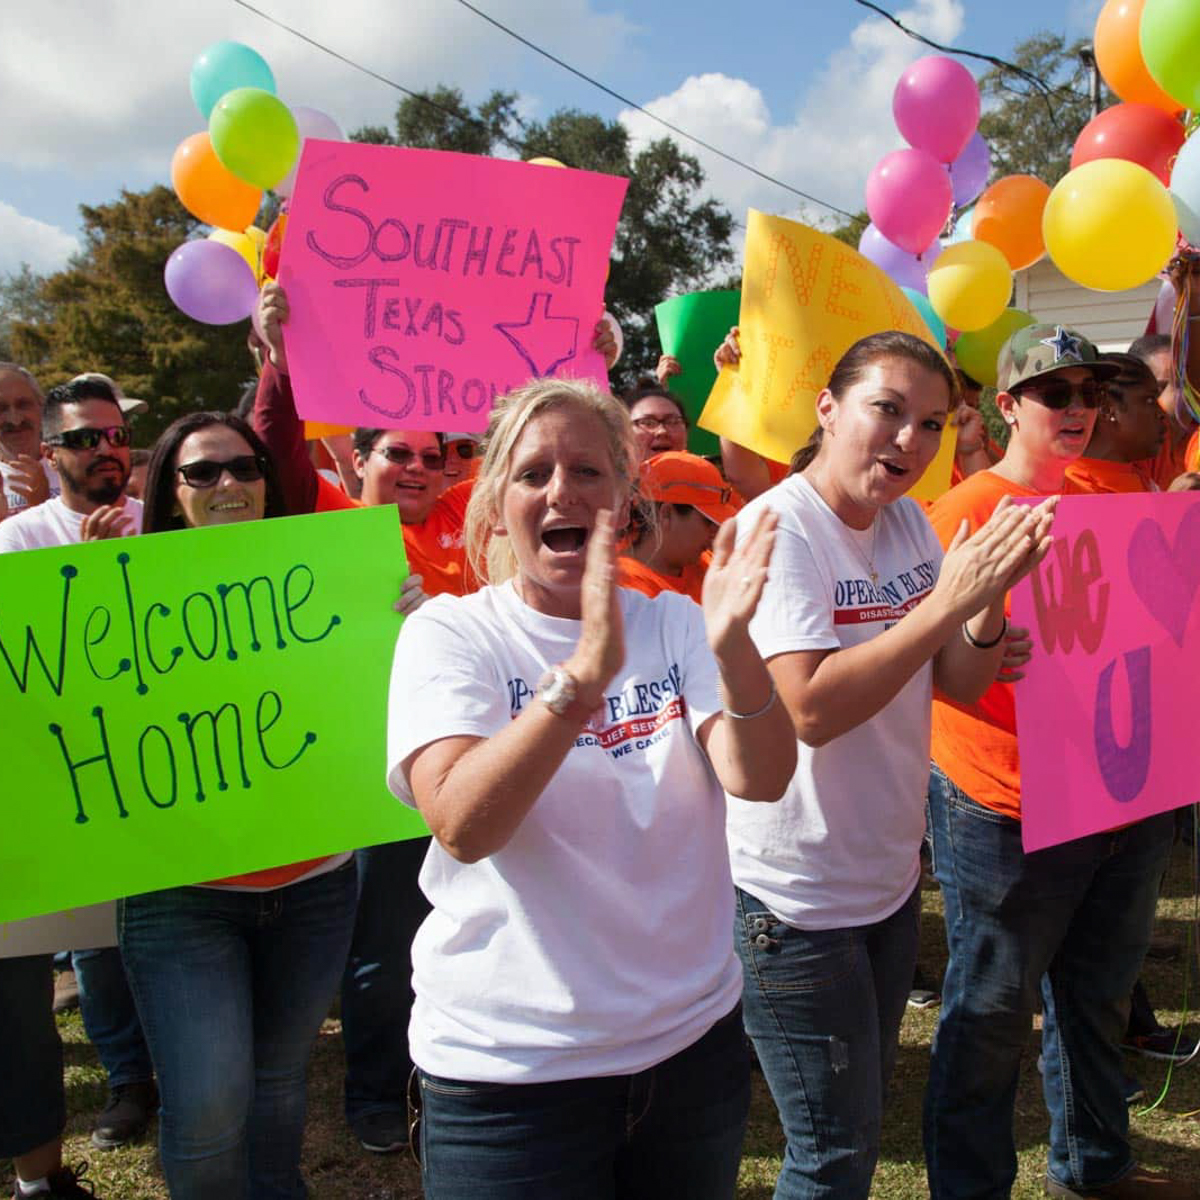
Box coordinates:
[386,377,795,1199]
[715,329,1056,1200]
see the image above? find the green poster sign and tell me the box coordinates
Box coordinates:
[0,506,427,923]
[654,289,742,458]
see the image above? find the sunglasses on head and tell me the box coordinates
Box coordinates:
[176,455,266,488]
[1011,376,1101,410]
[372,445,446,471]
[46,425,130,450]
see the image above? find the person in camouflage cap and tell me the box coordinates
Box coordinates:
[996,323,1120,395]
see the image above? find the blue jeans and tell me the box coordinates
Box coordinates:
[72,945,154,1089]
[0,955,65,1158]
[923,765,1174,1199]
[340,836,431,1125]
[734,884,919,1200]
[118,860,357,1200]
[417,1003,750,1199]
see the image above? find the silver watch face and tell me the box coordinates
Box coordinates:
[537,666,576,714]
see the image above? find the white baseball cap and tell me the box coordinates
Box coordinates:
[69,372,149,416]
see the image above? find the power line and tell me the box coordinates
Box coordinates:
[447,0,859,222]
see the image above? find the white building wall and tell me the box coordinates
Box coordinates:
[1012,258,1162,352]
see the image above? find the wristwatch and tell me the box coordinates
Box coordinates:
[536,664,596,725]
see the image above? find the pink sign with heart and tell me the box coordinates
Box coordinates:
[1011,492,1200,852]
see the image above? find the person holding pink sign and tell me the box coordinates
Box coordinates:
[923,325,1186,1200]
[387,377,795,1198]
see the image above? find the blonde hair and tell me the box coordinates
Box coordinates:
[464,378,636,585]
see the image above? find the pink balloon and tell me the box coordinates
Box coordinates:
[865,148,955,254]
[894,56,981,164]
[275,106,345,198]
[1154,278,1176,334]
[859,223,942,294]
[949,132,990,207]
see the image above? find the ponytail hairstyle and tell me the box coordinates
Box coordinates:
[787,331,957,475]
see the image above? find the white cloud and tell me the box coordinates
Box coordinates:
[0,202,79,275]
[0,0,637,175]
[619,0,967,242]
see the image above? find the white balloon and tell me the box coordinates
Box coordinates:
[274,105,346,198]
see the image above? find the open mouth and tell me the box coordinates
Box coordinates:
[541,526,587,553]
[879,460,910,479]
[211,500,250,512]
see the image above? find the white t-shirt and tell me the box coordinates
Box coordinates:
[0,459,60,515]
[726,474,944,930]
[387,580,742,1084]
[0,494,143,553]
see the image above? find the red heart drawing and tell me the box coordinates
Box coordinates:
[1127,503,1200,648]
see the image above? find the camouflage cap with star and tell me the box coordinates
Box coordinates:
[995,324,1120,394]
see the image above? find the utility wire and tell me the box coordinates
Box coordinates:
[447,0,859,222]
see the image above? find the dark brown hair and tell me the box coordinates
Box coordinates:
[788,331,958,474]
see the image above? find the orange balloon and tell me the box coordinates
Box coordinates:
[1094,0,1182,115]
[971,175,1051,271]
[171,132,263,231]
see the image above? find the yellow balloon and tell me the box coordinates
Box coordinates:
[1042,159,1178,291]
[926,240,1013,332]
[526,156,566,168]
[208,226,263,282]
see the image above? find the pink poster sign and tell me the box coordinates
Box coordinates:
[1011,492,1200,852]
[279,141,628,431]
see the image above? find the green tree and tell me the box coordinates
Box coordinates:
[0,264,54,361]
[7,187,256,444]
[358,87,735,384]
[977,33,1111,185]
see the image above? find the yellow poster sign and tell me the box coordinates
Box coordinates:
[699,211,955,501]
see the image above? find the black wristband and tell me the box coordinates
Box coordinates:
[963,616,1008,650]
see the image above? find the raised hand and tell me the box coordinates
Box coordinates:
[655,355,681,387]
[592,312,622,371]
[714,326,741,372]
[566,508,625,705]
[394,573,429,617]
[701,509,778,657]
[80,504,136,541]
[4,455,50,508]
[258,281,290,373]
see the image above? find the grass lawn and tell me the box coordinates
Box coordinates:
[9,841,1199,1198]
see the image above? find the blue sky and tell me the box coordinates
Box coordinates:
[0,0,1104,276]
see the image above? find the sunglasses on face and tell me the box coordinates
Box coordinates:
[446,441,479,461]
[632,414,687,433]
[1012,377,1101,410]
[372,445,446,471]
[176,455,266,488]
[46,425,131,450]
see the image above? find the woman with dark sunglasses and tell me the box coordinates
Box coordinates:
[924,325,1184,1200]
[119,411,359,1200]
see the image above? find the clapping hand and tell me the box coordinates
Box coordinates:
[701,509,777,657]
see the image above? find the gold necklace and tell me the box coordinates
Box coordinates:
[849,516,880,586]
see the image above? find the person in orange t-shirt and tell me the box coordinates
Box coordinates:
[1129,333,1196,489]
[1065,352,1165,495]
[618,451,738,602]
[923,324,1181,1200]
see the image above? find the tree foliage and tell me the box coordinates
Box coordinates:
[977,33,1111,186]
[4,187,256,444]
[357,87,735,385]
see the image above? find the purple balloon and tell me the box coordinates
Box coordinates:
[865,148,954,254]
[165,240,258,325]
[949,132,990,207]
[859,223,941,294]
[275,106,346,198]
[893,56,981,164]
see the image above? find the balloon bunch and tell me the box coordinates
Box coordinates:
[165,41,345,325]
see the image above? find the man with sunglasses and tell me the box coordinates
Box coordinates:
[924,326,1192,1200]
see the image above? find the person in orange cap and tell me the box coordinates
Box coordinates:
[619,451,738,602]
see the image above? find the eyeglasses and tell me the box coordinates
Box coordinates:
[45,425,130,450]
[372,446,446,471]
[176,455,266,488]
[656,479,733,504]
[632,415,687,433]
[1011,377,1101,410]
[445,441,479,461]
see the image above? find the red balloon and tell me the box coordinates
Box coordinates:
[262,208,288,279]
[1070,102,1185,186]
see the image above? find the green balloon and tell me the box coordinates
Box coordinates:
[209,87,299,192]
[954,308,1036,389]
[1141,0,1200,112]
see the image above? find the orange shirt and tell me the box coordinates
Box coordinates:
[618,554,707,603]
[1064,456,1156,495]
[1188,429,1199,473]
[314,475,474,598]
[1137,432,1190,491]
[928,470,1084,822]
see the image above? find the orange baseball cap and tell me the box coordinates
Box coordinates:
[640,451,738,525]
